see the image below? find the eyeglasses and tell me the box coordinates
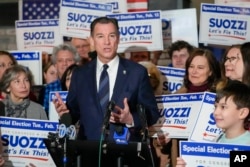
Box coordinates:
[0,63,14,68]
[224,56,239,63]
[76,44,90,49]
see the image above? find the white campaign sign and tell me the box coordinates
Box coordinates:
[84,0,127,13]
[59,0,113,38]
[15,19,63,54]
[161,8,198,49]
[0,117,58,167]
[107,11,163,52]
[49,91,68,121]
[215,0,250,6]
[157,66,185,94]
[10,51,42,85]
[199,3,250,45]
[180,141,250,167]
[152,92,204,138]
[189,92,223,142]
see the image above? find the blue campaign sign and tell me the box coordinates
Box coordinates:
[180,141,250,158]
[49,91,68,121]
[11,51,40,61]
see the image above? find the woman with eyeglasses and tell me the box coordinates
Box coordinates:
[216,42,250,91]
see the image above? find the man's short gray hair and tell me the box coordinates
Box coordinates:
[51,43,80,64]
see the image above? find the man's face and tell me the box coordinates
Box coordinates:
[71,38,90,59]
[90,22,119,64]
[55,50,75,79]
[130,51,150,63]
[171,48,189,69]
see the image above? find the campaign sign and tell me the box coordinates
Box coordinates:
[10,51,42,85]
[189,92,223,142]
[107,11,163,53]
[151,92,204,138]
[161,8,198,49]
[199,3,250,46]
[49,91,68,121]
[59,0,113,38]
[215,0,250,6]
[82,0,127,13]
[0,117,58,167]
[15,19,63,54]
[157,66,185,94]
[180,141,250,167]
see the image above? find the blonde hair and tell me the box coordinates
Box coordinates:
[139,61,163,95]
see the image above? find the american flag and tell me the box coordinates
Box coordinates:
[22,0,147,20]
[127,0,148,12]
[22,0,60,20]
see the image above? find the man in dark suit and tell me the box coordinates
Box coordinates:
[55,16,160,167]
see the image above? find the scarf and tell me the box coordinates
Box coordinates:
[5,95,30,118]
[187,83,209,93]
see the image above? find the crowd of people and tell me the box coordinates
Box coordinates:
[0,16,250,167]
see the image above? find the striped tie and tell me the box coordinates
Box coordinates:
[98,64,109,113]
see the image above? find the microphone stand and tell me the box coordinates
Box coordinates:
[137,104,155,167]
[63,137,67,167]
[99,101,115,167]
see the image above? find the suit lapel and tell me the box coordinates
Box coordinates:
[112,58,128,101]
[86,60,103,114]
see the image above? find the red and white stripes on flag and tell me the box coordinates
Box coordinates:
[127,0,148,12]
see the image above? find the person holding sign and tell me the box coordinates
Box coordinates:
[60,64,78,91]
[162,48,221,166]
[175,48,221,94]
[70,37,92,65]
[167,40,194,69]
[43,44,79,113]
[0,51,17,100]
[0,65,48,120]
[176,80,250,167]
[130,51,151,63]
[216,42,250,91]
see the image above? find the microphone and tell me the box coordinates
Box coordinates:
[137,104,148,141]
[113,125,130,144]
[102,101,115,132]
[57,113,75,166]
[113,107,130,144]
[58,113,76,139]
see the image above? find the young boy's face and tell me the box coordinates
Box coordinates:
[213,96,243,130]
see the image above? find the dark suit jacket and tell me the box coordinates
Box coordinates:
[67,57,160,141]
